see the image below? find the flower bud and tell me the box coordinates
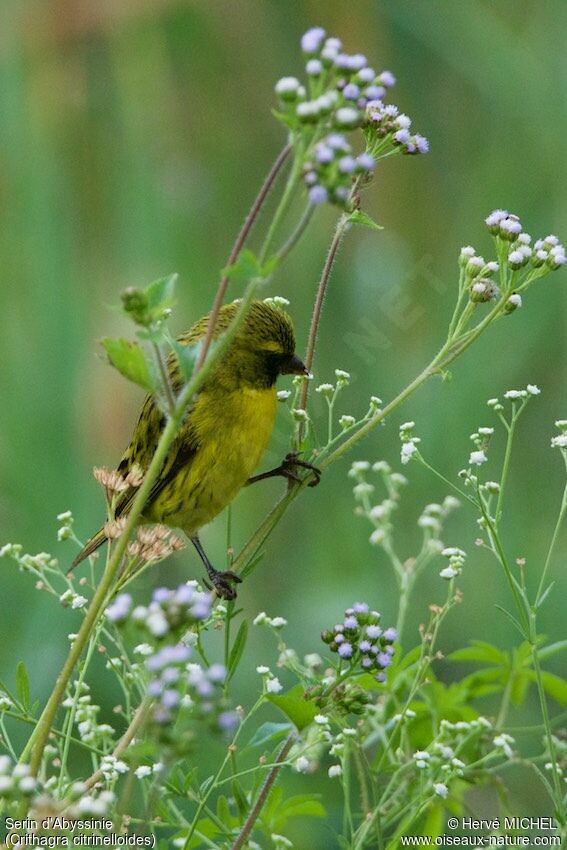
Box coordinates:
[504,293,522,313]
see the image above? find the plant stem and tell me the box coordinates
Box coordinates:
[21,283,261,774]
[229,733,295,850]
[275,202,314,263]
[535,473,567,606]
[194,143,291,372]
[258,150,302,265]
[298,212,348,426]
[151,341,176,415]
[81,699,152,793]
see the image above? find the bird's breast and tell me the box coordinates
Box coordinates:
[153,385,277,533]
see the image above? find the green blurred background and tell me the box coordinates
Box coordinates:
[1,0,566,840]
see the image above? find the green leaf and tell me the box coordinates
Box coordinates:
[144,273,178,320]
[222,249,263,282]
[494,605,526,638]
[16,662,29,711]
[240,552,265,580]
[247,721,293,749]
[347,209,383,231]
[528,671,567,707]
[227,620,248,682]
[170,339,199,384]
[448,640,508,666]
[222,249,276,283]
[199,774,215,796]
[510,671,530,706]
[231,779,249,819]
[101,338,155,392]
[271,108,298,130]
[538,640,567,661]
[267,683,318,731]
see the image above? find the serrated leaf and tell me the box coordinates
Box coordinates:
[144,273,178,319]
[222,249,263,282]
[247,721,293,749]
[227,620,248,681]
[16,662,29,711]
[267,683,318,731]
[347,208,383,231]
[101,338,155,392]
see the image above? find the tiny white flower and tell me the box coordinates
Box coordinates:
[493,733,515,758]
[442,547,466,558]
[277,390,291,401]
[328,764,342,778]
[72,595,88,609]
[314,714,329,725]
[339,415,356,429]
[551,435,567,448]
[477,427,494,435]
[295,756,309,773]
[271,834,293,849]
[270,616,288,629]
[399,421,415,432]
[266,677,283,694]
[369,528,386,545]
[401,441,418,464]
[469,450,487,466]
[256,665,270,675]
[253,612,271,626]
[315,383,335,395]
[504,389,527,400]
[526,384,540,395]
[433,782,449,798]
[440,566,459,580]
[134,643,153,656]
[135,765,152,779]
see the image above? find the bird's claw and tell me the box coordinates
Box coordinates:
[281,451,322,488]
[207,569,242,600]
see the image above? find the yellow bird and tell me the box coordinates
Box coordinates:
[72,300,319,598]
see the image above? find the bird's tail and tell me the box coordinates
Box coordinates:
[71,528,108,570]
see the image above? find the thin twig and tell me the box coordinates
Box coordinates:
[297,213,348,440]
[194,143,292,373]
[230,733,295,850]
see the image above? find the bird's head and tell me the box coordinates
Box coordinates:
[223,300,308,388]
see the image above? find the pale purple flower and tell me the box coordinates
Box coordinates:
[309,186,328,204]
[343,83,360,100]
[366,625,382,639]
[338,156,356,174]
[343,616,358,629]
[357,153,376,171]
[301,27,326,54]
[365,85,385,100]
[383,627,397,642]
[306,59,323,76]
[105,594,132,623]
[338,642,353,658]
[379,70,396,87]
[218,710,240,732]
[353,602,369,614]
[377,652,392,668]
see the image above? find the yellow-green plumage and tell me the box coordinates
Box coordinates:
[73,301,304,581]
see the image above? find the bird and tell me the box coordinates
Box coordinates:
[72,300,320,599]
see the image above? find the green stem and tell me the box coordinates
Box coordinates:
[495,406,518,524]
[22,283,261,774]
[535,473,567,606]
[151,340,176,415]
[258,150,303,265]
[275,202,315,264]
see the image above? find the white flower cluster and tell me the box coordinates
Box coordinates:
[439,547,466,580]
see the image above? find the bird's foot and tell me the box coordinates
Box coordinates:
[247,451,321,488]
[280,451,321,487]
[204,568,242,600]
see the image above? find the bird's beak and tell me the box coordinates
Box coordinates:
[281,353,309,376]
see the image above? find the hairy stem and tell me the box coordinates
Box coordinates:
[229,734,295,850]
[298,212,348,429]
[194,143,291,372]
